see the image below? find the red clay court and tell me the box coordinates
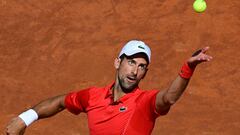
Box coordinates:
[0,0,239,134]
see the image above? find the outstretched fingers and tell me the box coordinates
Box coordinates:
[194,46,212,62]
[192,46,210,57]
[197,55,211,62]
[188,46,213,67]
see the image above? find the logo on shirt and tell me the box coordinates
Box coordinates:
[119,106,127,112]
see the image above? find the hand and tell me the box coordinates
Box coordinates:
[187,46,213,68]
[5,117,26,135]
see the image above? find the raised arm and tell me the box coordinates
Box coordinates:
[5,94,66,135]
[155,47,213,115]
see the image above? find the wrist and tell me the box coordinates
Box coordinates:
[187,61,197,69]
[179,62,195,79]
[18,109,38,126]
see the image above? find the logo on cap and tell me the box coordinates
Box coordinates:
[138,45,145,50]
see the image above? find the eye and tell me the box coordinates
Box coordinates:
[128,60,135,66]
[139,64,147,71]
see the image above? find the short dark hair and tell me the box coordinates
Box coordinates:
[119,54,126,60]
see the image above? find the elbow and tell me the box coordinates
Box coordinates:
[168,100,177,105]
[163,94,177,106]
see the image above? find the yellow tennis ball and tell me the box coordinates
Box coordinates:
[193,0,207,13]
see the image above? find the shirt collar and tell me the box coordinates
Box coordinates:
[104,81,141,103]
[104,82,114,98]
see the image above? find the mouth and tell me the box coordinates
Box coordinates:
[126,76,137,83]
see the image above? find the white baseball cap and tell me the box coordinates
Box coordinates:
[118,40,151,63]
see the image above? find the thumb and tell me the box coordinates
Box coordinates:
[201,46,210,54]
[192,46,210,57]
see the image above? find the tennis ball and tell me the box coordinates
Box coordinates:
[193,0,207,13]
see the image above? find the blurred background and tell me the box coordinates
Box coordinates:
[0,0,239,134]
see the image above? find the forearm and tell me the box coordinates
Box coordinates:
[5,95,67,134]
[163,76,189,105]
[32,94,66,119]
[163,47,213,105]
[156,47,212,115]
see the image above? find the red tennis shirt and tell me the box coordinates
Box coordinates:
[65,82,160,135]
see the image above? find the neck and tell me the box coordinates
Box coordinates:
[112,81,126,102]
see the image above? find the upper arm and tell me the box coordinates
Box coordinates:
[155,90,171,115]
[155,76,190,115]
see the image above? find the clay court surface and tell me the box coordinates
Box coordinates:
[0,0,239,134]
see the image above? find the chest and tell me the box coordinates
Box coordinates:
[88,97,134,123]
[86,96,138,134]
[84,91,156,135]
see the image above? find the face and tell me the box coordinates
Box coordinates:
[115,53,148,92]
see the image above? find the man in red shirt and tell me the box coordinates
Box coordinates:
[5,40,212,135]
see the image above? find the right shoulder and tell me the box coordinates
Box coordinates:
[66,86,106,100]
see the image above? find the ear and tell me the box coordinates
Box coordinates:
[114,58,121,69]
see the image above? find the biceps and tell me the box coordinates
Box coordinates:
[155,90,171,115]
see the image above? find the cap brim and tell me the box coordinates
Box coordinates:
[123,49,150,63]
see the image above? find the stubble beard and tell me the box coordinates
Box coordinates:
[118,75,138,93]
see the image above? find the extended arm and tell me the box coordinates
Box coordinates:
[5,94,66,135]
[155,47,213,115]
[33,94,66,118]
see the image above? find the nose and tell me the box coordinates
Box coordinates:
[131,66,138,76]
